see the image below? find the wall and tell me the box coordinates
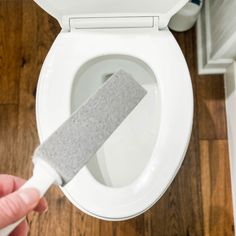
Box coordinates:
[209,1,236,59]
[197,0,236,74]
[225,62,236,230]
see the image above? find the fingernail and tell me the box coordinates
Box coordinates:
[41,199,49,213]
[18,188,40,206]
[43,206,49,213]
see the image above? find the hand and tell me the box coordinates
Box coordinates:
[0,174,48,236]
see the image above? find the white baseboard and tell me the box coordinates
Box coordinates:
[225,62,236,229]
[196,0,234,75]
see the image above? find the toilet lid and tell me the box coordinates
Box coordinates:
[34,0,188,27]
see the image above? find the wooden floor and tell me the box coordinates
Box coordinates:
[0,1,234,235]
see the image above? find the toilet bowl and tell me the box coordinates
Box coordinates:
[34,0,193,220]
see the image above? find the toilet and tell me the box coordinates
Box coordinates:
[34,0,193,220]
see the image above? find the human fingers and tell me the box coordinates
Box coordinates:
[0,188,40,228]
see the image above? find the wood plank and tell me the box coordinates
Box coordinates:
[15,1,71,235]
[33,187,72,236]
[99,219,113,236]
[71,200,144,236]
[173,29,227,140]
[196,76,227,140]
[71,208,100,236]
[200,140,234,236]
[111,215,144,236]
[0,105,18,174]
[0,0,22,104]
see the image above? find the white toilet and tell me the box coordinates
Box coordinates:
[35,0,193,220]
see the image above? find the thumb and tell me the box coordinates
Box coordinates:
[0,188,40,228]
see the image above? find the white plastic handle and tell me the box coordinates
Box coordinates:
[0,159,61,236]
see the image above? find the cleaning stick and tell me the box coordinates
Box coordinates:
[0,70,147,235]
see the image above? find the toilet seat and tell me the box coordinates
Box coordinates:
[34,0,192,220]
[36,27,193,219]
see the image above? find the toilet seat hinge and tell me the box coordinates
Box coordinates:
[62,16,159,31]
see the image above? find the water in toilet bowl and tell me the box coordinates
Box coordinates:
[71,55,161,187]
